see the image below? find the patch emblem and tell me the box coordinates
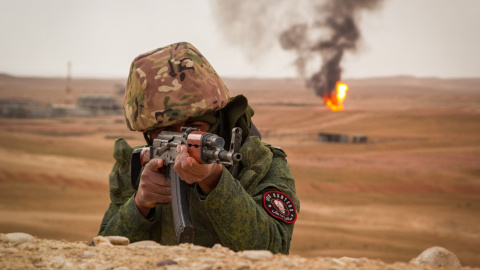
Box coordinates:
[263,191,297,224]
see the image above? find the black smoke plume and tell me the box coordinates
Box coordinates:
[209,0,384,100]
[279,0,384,98]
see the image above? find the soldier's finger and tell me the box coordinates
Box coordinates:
[186,157,201,168]
[155,176,171,187]
[175,145,191,168]
[140,148,151,165]
[155,195,171,204]
[145,158,164,172]
[142,193,171,206]
[148,184,171,196]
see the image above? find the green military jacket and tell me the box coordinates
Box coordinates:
[97,136,300,254]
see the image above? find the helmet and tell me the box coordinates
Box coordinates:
[124,42,230,132]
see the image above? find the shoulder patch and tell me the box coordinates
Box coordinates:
[263,191,297,224]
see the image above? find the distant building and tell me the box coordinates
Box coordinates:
[317,132,368,143]
[76,94,122,115]
[0,98,52,118]
[318,132,349,143]
[0,94,123,118]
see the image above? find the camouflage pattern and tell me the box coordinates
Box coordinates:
[98,136,300,254]
[124,42,230,132]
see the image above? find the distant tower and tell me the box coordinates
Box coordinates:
[65,61,73,104]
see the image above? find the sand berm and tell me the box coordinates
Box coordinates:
[1,232,477,270]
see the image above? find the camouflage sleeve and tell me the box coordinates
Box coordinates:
[99,195,160,242]
[196,153,299,254]
[97,138,161,242]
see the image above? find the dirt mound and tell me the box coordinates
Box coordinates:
[1,233,475,270]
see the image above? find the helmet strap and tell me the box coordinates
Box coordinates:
[143,132,153,146]
[219,110,225,139]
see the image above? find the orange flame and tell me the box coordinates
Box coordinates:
[324,81,349,111]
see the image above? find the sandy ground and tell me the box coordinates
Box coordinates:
[1,234,474,270]
[0,74,479,268]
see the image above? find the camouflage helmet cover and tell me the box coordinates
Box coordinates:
[124,42,230,132]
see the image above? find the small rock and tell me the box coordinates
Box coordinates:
[410,246,462,268]
[128,240,159,248]
[4,232,35,244]
[93,236,109,246]
[339,256,370,264]
[1,247,19,254]
[93,236,113,247]
[212,243,223,250]
[105,236,130,246]
[62,244,74,250]
[113,267,130,270]
[211,243,231,254]
[239,250,274,261]
[332,258,346,266]
[97,241,114,247]
[81,251,97,259]
[279,257,299,267]
[156,259,177,266]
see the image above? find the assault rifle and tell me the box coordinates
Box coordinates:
[130,127,242,243]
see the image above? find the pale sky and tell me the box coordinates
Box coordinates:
[0,0,479,79]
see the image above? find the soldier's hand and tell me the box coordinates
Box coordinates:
[135,158,171,218]
[174,145,223,195]
[139,148,151,165]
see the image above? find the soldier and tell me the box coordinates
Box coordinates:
[97,42,300,254]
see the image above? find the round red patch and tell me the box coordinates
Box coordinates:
[263,191,297,224]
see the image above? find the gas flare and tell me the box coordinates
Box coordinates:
[324,81,348,111]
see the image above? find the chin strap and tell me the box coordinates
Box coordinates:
[143,132,153,146]
[219,110,225,141]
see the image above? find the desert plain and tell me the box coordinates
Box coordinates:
[0,74,479,267]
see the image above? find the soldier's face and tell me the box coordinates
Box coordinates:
[151,121,211,139]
